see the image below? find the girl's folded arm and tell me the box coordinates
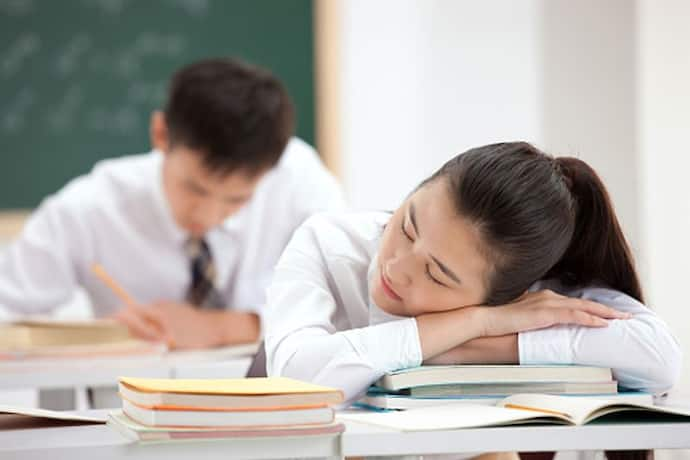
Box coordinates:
[519,288,682,394]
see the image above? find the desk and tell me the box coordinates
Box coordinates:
[0,343,257,409]
[0,423,341,460]
[342,420,690,456]
[0,343,257,390]
[0,417,689,460]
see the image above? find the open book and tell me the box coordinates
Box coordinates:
[0,404,106,430]
[339,393,690,430]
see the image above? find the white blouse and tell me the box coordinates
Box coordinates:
[265,211,682,403]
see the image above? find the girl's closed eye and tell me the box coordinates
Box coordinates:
[425,265,446,286]
[401,217,413,241]
[401,214,447,287]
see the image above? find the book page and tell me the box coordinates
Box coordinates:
[499,393,690,425]
[338,403,568,431]
[499,393,612,424]
[0,404,107,423]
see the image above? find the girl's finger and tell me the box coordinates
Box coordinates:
[564,309,609,327]
[570,299,631,319]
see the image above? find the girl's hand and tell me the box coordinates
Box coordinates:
[480,289,632,337]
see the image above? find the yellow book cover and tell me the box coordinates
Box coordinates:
[119,376,344,399]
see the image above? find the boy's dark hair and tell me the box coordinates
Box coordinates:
[422,142,643,305]
[164,57,295,176]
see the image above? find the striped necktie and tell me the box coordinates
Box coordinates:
[184,238,222,308]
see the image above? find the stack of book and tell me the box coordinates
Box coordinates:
[108,376,345,443]
[360,364,652,410]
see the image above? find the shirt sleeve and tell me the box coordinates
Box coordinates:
[264,217,422,404]
[518,287,682,394]
[0,194,91,316]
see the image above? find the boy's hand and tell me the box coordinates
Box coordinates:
[111,303,166,343]
[138,301,222,349]
[112,302,260,350]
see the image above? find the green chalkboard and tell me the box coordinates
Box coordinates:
[0,0,314,208]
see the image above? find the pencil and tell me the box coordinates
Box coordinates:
[91,263,172,347]
[91,263,138,307]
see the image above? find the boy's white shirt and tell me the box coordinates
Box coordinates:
[264,212,682,404]
[0,137,345,322]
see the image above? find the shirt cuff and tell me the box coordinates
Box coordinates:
[341,317,423,373]
[518,325,574,364]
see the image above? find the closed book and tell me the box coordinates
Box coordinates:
[404,380,618,398]
[119,381,342,411]
[359,391,654,411]
[122,399,335,428]
[108,410,344,443]
[0,318,131,349]
[340,393,690,430]
[378,365,613,391]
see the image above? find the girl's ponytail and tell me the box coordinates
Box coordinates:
[545,157,643,302]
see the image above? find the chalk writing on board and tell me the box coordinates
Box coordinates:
[116,33,187,79]
[46,85,84,133]
[86,106,140,135]
[0,0,35,17]
[127,81,168,106]
[169,0,209,16]
[85,0,126,16]
[1,33,41,79]
[55,34,92,78]
[2,88,35,133]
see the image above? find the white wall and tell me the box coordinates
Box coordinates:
[637,0,690,389]
[540,0,640,255]
[337,0,689,390]
[340,0,639,249]
[340,0,543,211]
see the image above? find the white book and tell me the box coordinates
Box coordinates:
[405,380,618,397]
[108,411,345,443]
[340,393,690,430]
[122,399,334,428]
[378,365,612,391]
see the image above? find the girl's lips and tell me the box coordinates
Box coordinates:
[380,272,403,301]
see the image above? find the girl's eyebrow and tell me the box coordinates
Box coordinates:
[408,202,462,285]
